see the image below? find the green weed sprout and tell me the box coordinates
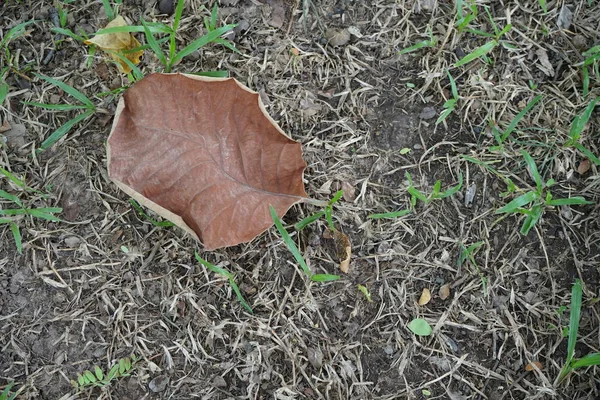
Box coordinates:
[555,280,600,385]
[0,381,18,400]
[195,252,253,313]
[406,171,463,207]
[491,94,543,148]
[0,167,62,253]
[23,73,96,152]
[580,45,600,97]
[100,0,123,21]
[270,205,340,283]
[455,7,512,67]
[0,19,36,100]
[399,26,436,55]
[564,96,600,165]
[294,190,343,231]
[137,0,237,74]
[495,150,593,235]
[129,199,175,227]
[71,355,137,390]
[458,241,487,294]
[437,70,459,125]
[461,155,517,196]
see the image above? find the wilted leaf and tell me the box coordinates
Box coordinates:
[525,361,543,371]
[439,284,451,300]
[418,288,431,305]
[326,228,351,273]
[577,159,591,175]
[408,318,432,336]
[84,16,143,73]
[341,181,356,202]
[108,73,307,250]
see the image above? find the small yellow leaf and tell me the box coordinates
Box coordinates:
[418,288,431,306]
[84,16,143,73]
[525,361,543,371]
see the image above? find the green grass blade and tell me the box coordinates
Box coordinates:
[500,95,542,142]
[1,20,36,48]
[0,83,8,105]
[521,150,543,192]
[33,74,95,109]
[368,209,412,219]
[100,0,114,20]
[547,197,594,206]
[0,189,22,206]
[567,280,583,361]
[104,50,144,81]
[520,205,542,235]
[188,70,229,78]
[171,25,237,66]
[438,173,463,198]
[311,274,340,282]
[295,211,325,230]
[447,69,458,99]
[574,144,600,166]
[10,223,22,254]
[568,97,599,143]
[173,0,186,32]
[455,40,497,67]
[329,190,344,205]
[27,208,62,221]
[38,109,95,152]
[23,102,88,111]
[1,381,15,399]
[194,252,252,313]
[496,191,539,214]
[398,40,434,55]
[407,187,428,203]
[570,353,600,369]
[141,19,168,67]
[228,277,253,313]
[51,27,85,42]
[270,205,311,276]
[0,209,28,216]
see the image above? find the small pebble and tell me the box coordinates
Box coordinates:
[148,375,169,393]
[419,106,436,120]
[212,376,227,388]
[158,0,174,15]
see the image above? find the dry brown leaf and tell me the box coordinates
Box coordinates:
[341,181,356,202]
[439,284,451,300]
[0,119,11,133]
[577,159,591,175]
[84,16,143,73]
[326,229,351,273]
[108,73,307,250]
[418,288,431,305]
[525,361,543,371]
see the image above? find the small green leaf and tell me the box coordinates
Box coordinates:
[94,366,104,381]
[368,209,412,219]
[32,74,95,109]
[77,374,86,386]
[400,148,411,154]
[171,24,236,66]
[141,19,168,67]
[107,364,120,381]
[357,284,373,302]
[84,370,97,383]
[521,150,543,192]
[496,191,539,214]
[0,83,8,105]
[310,274,340,282]
[570,353,600,369]
[10,223,22,254]
[408,318,432,336]
[188,70,229,78]
[547,197,594,206]
[270,206,311,276]
[295,211,325,230]
[37,109,95,152]
[455,41,497,67]
[398,39,435,55]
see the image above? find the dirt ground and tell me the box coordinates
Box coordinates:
[1,0,599,399]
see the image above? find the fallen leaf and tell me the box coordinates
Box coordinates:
[439,284,451,300]
[535,48,554,77]
[266,0,286,29]
[341,181,356,202]
[418,288,431,305]
[577,159,591,175]
[329,228,351,273]
[107,73,307,250]
[556,5,573,30]
[408,318,432,336]
[525,361,543,371]
[84,16,143,73]
[325,29,351,47]
[0,119,11,133]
